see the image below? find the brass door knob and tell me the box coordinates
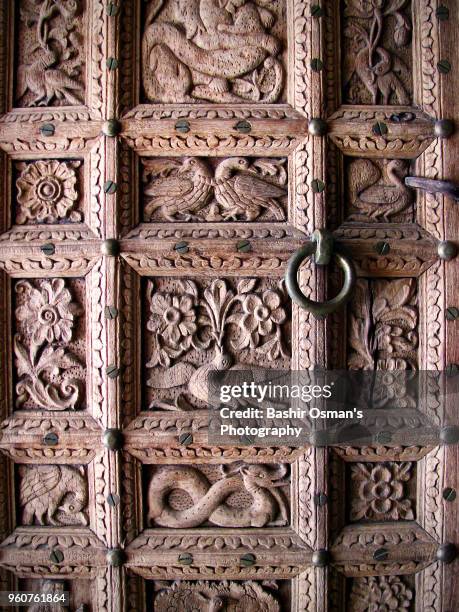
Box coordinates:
[285,230,356,318]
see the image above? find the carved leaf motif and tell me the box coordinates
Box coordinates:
[349,575,414,611]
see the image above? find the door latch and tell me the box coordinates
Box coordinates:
[405,176,459,200]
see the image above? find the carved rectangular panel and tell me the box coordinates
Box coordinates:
[144,276,291,410]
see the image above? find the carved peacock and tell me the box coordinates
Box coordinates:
[348,159,413,222]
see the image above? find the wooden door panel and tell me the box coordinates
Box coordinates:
[0,0,458,610]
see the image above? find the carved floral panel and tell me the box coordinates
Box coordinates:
[148,579,290,610]
[140,0,287,104]
[347,574,415,611]
[19,577,94,611]
[14,0,87,108]
[13,277,87,411]
[14,159,84,225]
[349,461,416,522]
[345,157,414,223]
[342,0,413,105]
[141,156,288,223]
[144,277,291,410]
[144,462,291,528]
[348,278,418,371]
[17,464,89,527]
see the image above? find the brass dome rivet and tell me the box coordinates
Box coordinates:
[101,239,120,256]
[434,119,455,138]
[308,118,328,136]
[437,543,457,564]
[312,549,330,567]
[43,432,59,446]
[106,549,125,567]
[438,241,457,261]
[103,428,124,451]
[102,119,121,137]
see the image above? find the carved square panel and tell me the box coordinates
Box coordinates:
[17,577,95,610]
[16,463,89,528]
[140,156,288,223]
[143,276,291,411]
[347,278,418,372]
[13,0,87,109]
[341,0,413,106]
[13,277,87,412]
[330,571,416,611]
[13,159,85,226]
[344,157,415,224]
[143,461,291,530]
[138,0,287,105]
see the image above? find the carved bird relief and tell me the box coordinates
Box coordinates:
[142,157,287,222]
[348,159,413,222]
[214,157,286,221]
[143,158,214,221]
[19,465,88,526]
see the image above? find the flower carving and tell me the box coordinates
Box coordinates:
[16,279,75,345]
[16,160,82,224]
[351,462,415,521]
[14,279,84,411]
[237,291,287,348]
[350,575,414,612]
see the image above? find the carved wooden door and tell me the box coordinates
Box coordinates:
[0,1,458,611]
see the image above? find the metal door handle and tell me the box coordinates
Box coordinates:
[405,176,459,200]
[285,230,356,318]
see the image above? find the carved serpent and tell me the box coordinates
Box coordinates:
[147,464,289,528]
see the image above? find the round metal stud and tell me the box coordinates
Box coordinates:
[49,549,64,564]
[312,549,330,567]
[101,239,120,256]
[311,179,325,193]
[440,426,459,445]
[373,548,389,561]
[175,119,190,133]
[435,119,455,138]
[106,2,119,16]
[106,57,119,70]
[310,58,323,72]
[174,241,189,254]
[106,493,120,507]
[179,432,193,446]
[443,487,457,502]
[104,306,118,320]
[106,364,120,379]
[40,123,55,137]
[43,432,59,446]
[446,307,459,321]
[372,122,388,136]
[102,119,121,137]
[103,428,124,451]
[436,5,450,20]
[308,118,328,136]
[240,553,256,567]
[438,241,457,261]
[41,243,55,256]
[375,241,390,256]
[237,240,251,253]
[437,59,451,74]
[313,492,328,507]
[235,120,252,133]
[178,553,193,565]
[437,543,457,564]
[104,180,117,194]
[106,548,125,567]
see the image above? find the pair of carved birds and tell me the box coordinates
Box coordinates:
[142,157,286,222]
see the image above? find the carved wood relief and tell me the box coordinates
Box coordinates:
[0,0,456,609]
[141,0,287,104]
[144,277,290,409]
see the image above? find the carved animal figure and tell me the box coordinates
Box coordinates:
[349,159,413,222]
[142,0,283,103]
[143,158,214,221]
[154,580,280,612]
[148,463,289,527]
[19,465,88,526]
[17,46,83,106]
[214,158,286,221]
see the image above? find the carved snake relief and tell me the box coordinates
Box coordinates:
[147,464,289,528]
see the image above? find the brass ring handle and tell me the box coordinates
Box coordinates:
[285,230,356,318]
